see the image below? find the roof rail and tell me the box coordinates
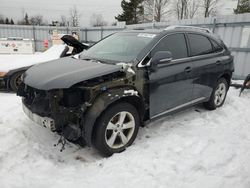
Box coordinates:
[164,25,213,34]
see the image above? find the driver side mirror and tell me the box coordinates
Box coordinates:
[150,51,173,72]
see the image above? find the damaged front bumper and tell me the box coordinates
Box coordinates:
[22,101,56,131]
[19,85,85,143]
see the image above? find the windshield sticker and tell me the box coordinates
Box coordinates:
[137,33,156,38]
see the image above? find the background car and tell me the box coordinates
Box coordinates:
[0,35,89,91]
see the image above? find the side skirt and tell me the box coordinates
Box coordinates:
[150,97,206,121]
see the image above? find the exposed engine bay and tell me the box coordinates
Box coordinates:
[17,67,147,150]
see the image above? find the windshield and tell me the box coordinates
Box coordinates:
[80,32,156,63]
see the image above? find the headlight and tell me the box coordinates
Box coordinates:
[0,72,7,77]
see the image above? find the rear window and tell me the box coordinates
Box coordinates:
[188,34,213,56]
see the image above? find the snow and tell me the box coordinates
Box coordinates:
[0,45,66,72]
[124,89,139,96]
[0,87,250,188]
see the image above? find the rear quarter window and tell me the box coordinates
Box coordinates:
[210,39,224,53]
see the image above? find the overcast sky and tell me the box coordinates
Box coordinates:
[0,0,122,26]
[0,0,238,26]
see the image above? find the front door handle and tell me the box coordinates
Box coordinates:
[184,66,192,73]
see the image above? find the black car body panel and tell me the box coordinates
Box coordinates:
[23,57,123,90]
[149,60,194,118]
[145,31,234,118]
[18,27,234,148]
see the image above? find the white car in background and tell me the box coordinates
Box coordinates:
[0,35,89,91]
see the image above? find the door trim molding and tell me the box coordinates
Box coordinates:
[151,97,206,119]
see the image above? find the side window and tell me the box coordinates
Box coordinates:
[151,33,188,60]
[188,34,213,56]
[211,39,224,53]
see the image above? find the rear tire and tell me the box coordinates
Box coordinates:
[9,71,24,92]
[204,78,228,110]
[93,102,140,157]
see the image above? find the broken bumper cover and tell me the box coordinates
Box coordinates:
[22,102,56,131]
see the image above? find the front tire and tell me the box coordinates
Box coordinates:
[204,78,228,110]
[93,102,140,157]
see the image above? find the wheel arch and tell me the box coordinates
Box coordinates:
[82,87,145,146]
[5,66,30,90]
[219,72,232,88]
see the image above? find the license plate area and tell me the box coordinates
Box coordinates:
[22,103,56,131]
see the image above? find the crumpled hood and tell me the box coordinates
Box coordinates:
[23,57,123,90]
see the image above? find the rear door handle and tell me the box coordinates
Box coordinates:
[184,66,192,73]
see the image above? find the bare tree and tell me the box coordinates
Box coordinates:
[203,0,218,17]
[69,6,80,27]
[187,0,200,18]
[90,14,108,27]
[60,15,67,26]
[175,0,188,19]
[30,15,44,25]
[174,0,201,19]
[144,0,171,22]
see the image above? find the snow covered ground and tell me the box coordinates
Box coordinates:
[0,87,250,188]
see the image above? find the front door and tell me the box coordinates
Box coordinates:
[148,33,194,118]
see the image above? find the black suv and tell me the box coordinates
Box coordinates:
[18,26,234,156]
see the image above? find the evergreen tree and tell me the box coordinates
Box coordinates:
[0,15,4,24]
[234,0,250,14]
[10,18,14,25]
[5,18,9,24]
[115,0,144,25]
[24,13,29,25]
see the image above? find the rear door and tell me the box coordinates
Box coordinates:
[186,33,223,100]
[148,33,194,118]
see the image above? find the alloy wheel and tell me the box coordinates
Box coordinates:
[214,83,227,106]
[105,111,135,149]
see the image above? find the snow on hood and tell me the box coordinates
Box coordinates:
[0,45,66,72]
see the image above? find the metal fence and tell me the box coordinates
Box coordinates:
[0,13,250,79]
